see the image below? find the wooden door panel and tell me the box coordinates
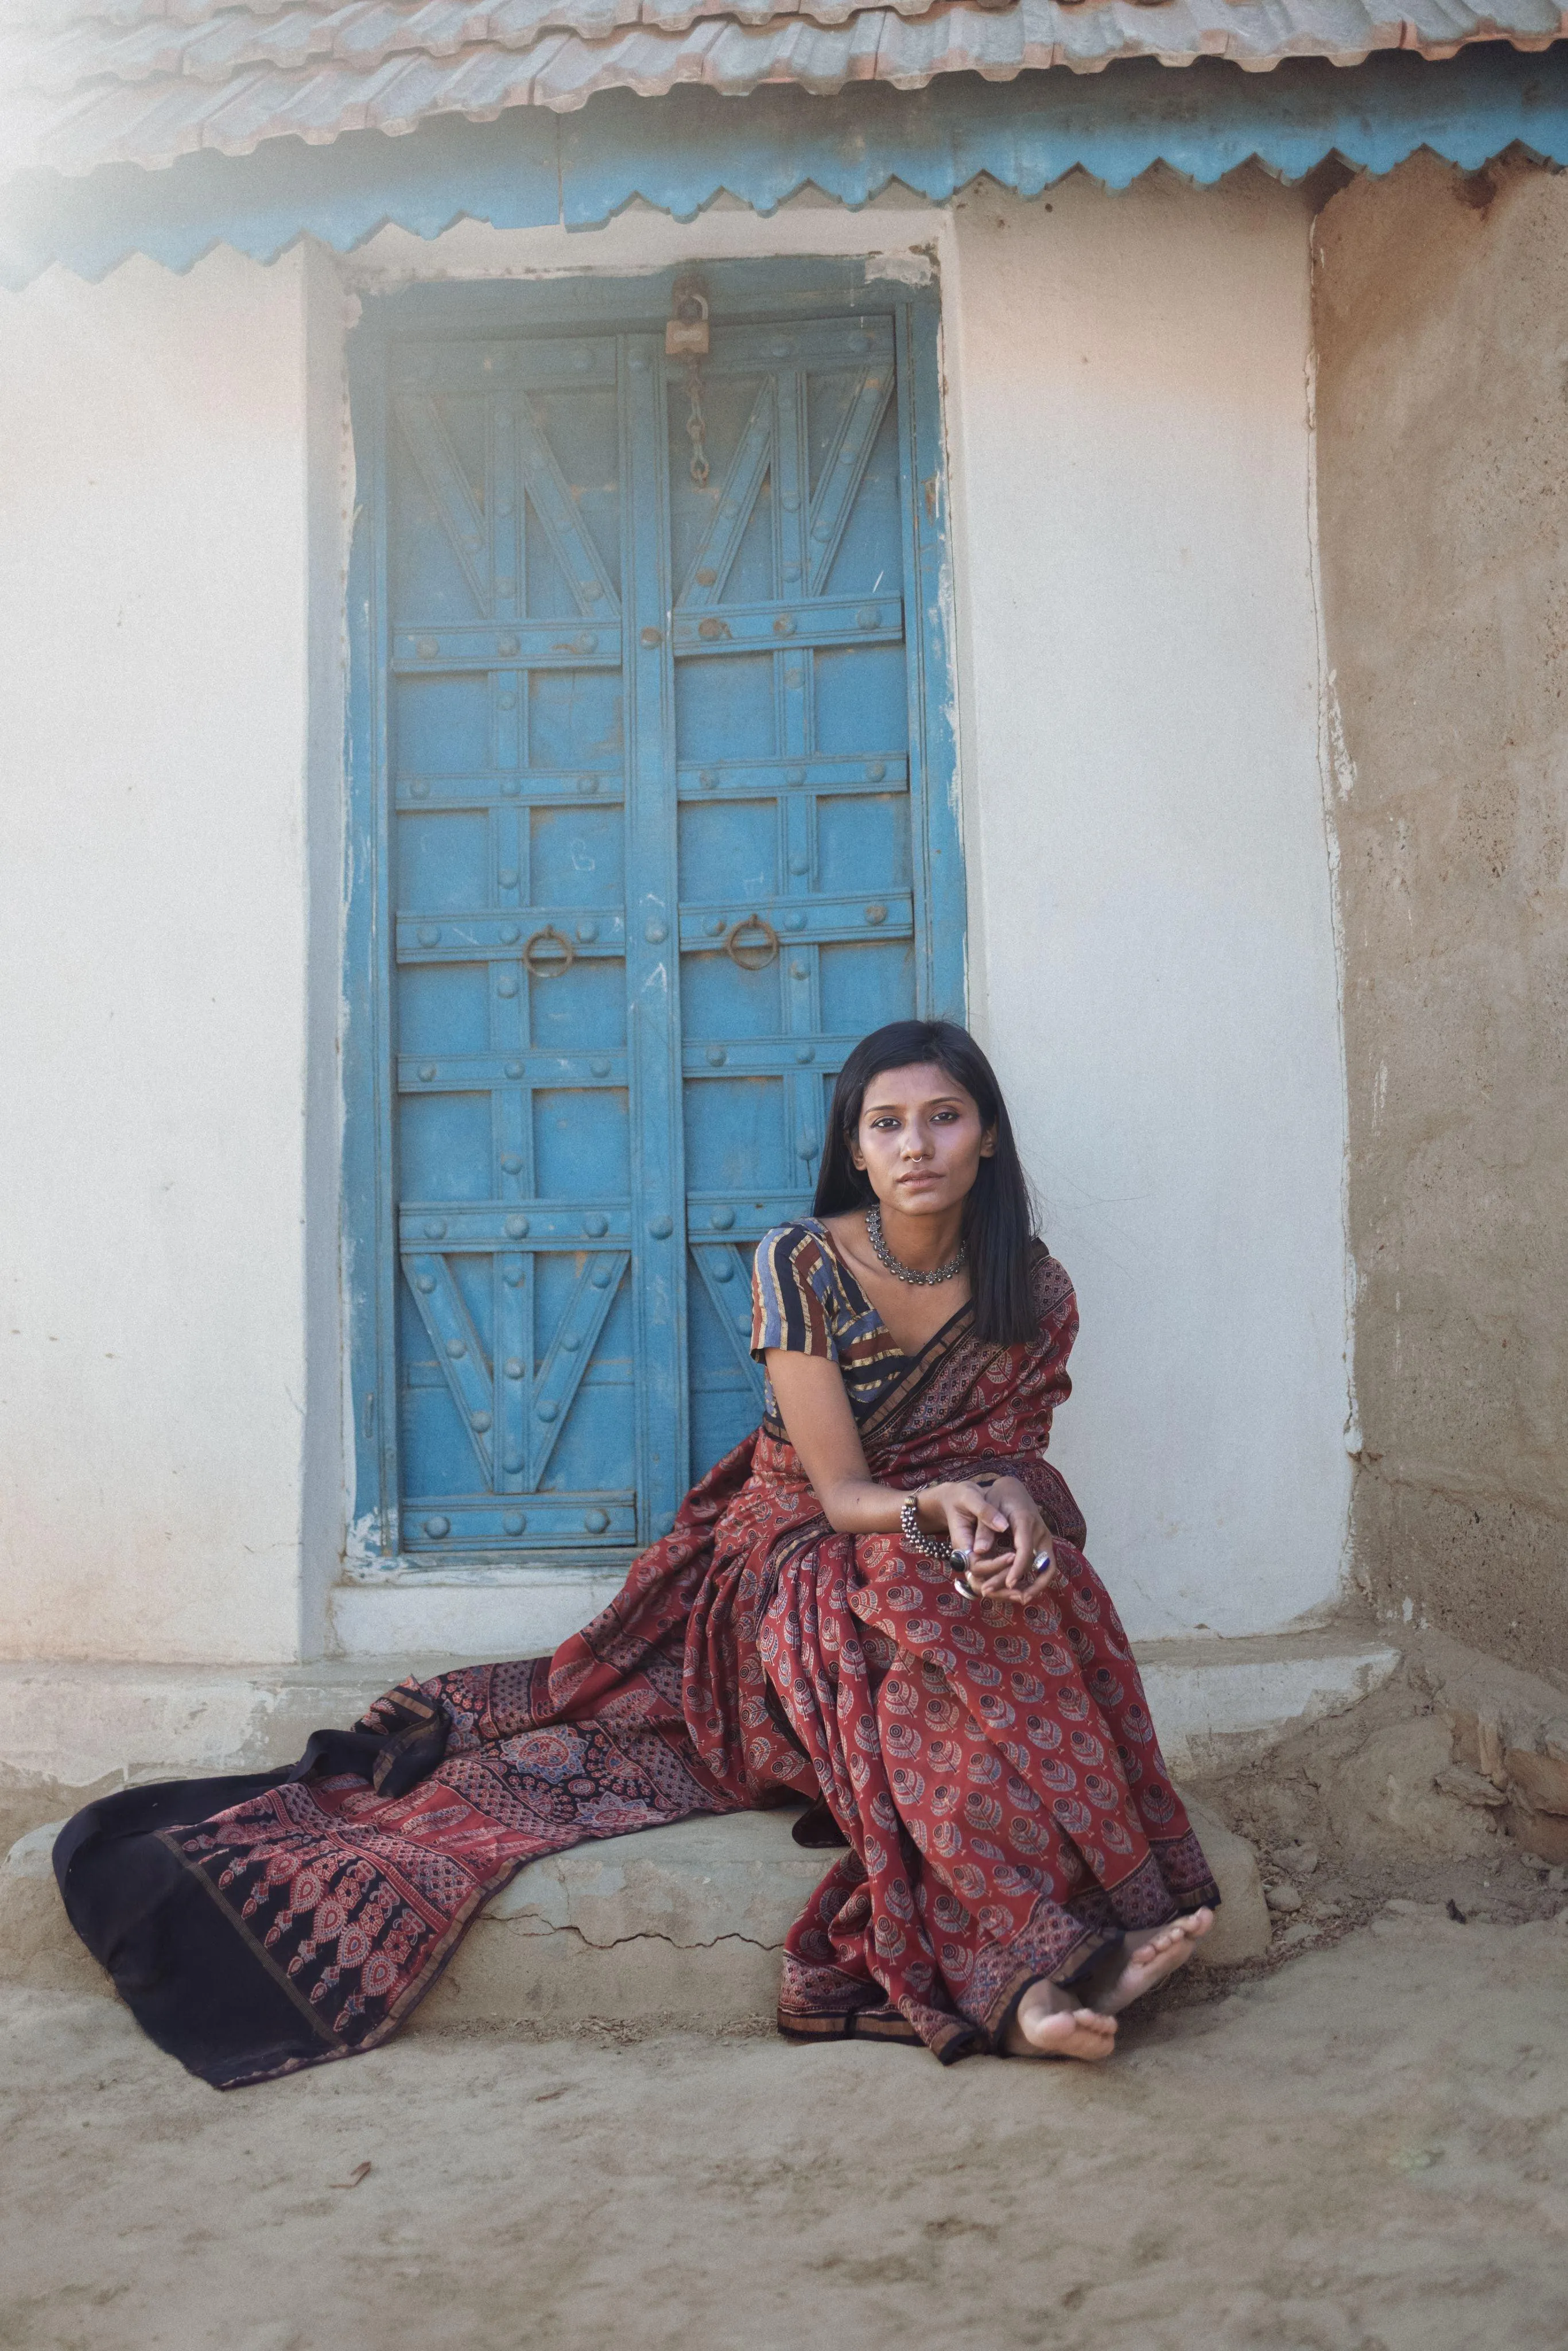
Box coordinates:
[390,337,639,1556]
[672,318,919,1477]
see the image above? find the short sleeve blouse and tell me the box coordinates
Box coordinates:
[750,1219,907,1426]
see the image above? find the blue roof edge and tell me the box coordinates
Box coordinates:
[3,46,1565,292]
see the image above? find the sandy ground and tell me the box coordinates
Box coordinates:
[6,1624,1568,2350]
[3,1908,1567,2351]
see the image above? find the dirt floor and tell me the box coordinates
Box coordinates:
[3,1624,1567,2351]
[3,1915,1567,2351]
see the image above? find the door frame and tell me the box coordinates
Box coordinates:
[343,256,964,1568]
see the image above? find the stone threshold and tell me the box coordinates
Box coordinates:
[3,1795,1271,2031]
[0,1628,1399,1793]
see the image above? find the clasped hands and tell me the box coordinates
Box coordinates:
[915,1478,1059,1604]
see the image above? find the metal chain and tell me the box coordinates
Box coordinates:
[684,355,709,488]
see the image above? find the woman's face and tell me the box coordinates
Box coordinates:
[849,1061,995,1217]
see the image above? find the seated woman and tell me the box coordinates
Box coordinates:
[56,1020,1217,2088]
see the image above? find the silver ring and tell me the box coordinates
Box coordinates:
[1032,1549,1051,1572]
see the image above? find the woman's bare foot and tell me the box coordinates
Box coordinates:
[1003,1978,1119,2062]
[1089,1910,1215,2016]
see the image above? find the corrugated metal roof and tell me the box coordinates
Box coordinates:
[3,0,1565,177]
[8,46,1568,286]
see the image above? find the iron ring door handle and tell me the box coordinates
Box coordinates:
[725,914,780,971]
[522,926,577,979]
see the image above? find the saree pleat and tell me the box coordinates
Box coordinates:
[55,1251,1218,2086]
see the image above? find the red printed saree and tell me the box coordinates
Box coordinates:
[55,1249,1217,2086]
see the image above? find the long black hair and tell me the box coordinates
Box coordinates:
[812,1020,1040,1345]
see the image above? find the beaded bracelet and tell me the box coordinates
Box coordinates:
[899,1495,956,1565]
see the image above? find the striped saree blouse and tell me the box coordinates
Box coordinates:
[750,1217,909,1432]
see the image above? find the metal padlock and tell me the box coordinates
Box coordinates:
[666,282,710,359]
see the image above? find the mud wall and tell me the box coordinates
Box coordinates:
[1314,155,1568,1675]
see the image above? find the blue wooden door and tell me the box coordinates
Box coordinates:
[352,270,960,1564]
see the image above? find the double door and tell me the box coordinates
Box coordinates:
[351,266,959,1562]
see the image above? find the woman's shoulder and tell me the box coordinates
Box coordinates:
[753,1219,836,1287]
[751,1220,844,1359]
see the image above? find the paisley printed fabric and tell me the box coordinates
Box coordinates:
[766,1542,1217,2054]
[54,1246,1218,2088]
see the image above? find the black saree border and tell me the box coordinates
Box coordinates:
[52,1772,348,2093]
[159,1828,351,2054]
[778,2007,928,2050]
[859,1306,979,1450]
[816,1224,980,1450]
[204,1844,532,2090]
[855,1239,1066,1455]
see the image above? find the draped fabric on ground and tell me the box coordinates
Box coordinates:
[55,1251,1218,2088]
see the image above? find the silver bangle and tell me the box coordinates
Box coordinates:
[898,1494,955,1564]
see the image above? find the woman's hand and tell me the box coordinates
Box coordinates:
[916,1481,1011,1565]
[933,1476,1058,1604]
[761,1356,1059,1603]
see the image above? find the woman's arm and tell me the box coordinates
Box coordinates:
[764,1351,1057,1597]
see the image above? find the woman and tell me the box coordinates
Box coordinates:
[56,1021,1217,2088]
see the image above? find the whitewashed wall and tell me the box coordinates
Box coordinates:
[0,243,344,1663]
[947,176,1352,1637]
[0,176,1348,1665]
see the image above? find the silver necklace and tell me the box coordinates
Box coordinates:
[864,1204,967,1287]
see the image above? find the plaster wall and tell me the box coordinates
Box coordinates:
[1314,155,1568,1674]
[0,242,346,1663]
[948,174,1351,1638]
[0,176,1348,1666]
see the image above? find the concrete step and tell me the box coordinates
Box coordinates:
[0,1630,1400,1793]
[1137,1629,1403,1773]
[1,1795,1268,2032]
[421,1795,1271,2030]
[0,1620,1376,2031]
[330,1566,628,1665]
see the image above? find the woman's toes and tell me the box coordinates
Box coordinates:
[1006,1985,1119,2061]
[1062,2008,1117,2050]
[1021,2007,1117,2062]
[1095,1913,1213,2015]
[1135,1912,1210,1966]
